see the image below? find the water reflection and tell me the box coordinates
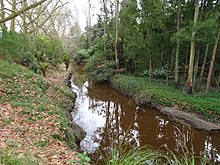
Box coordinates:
[71,81,220,163]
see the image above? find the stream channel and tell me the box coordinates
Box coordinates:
[70,65,220,164]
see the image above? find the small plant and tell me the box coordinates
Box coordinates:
[76,151,91,165]
[39,61,49,77]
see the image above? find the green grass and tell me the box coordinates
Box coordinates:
[0,144,39,165]
[112,75,220,122]
[98,144,208,165]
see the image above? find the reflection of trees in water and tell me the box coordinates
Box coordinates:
[72,80,220,163]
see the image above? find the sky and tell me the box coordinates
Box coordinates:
[70,0,101,30]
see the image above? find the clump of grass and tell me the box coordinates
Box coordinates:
[97,144,208,165]
[102,145,160,165]
[0,144,39,165]
[165,150,207,165]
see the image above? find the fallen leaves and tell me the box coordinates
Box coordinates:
[0,103,78,164]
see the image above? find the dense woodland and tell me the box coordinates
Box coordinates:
[0,0,220,94]
[77,0,220,95]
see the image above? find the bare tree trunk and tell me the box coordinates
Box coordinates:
[205,27,220,94]
[174,0,181,84]
[21,0,28,33]
[0,0,6,28]
[10,0,16,31]
[199,44,209,82]
[103,0,108,54]
[115,0,119,71]
[149,55,152,82]
[193,49,199,91]
[85,0,92,47]
[186,0,200,94]
[216,71,220,92]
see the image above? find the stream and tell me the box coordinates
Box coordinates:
[71,66,220,164]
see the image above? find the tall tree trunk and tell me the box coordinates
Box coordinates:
[115,0,119,71]
[199,44,209,82]
[174,0,181,84]
[86,0,92,48]
[0,0,6,28]
[102,0,108,54]
[205,27,220,94]
[21,0,28,33]
[10,0,16,31]
[216,71,220,92]
[186,0,200,94]
[193,49,199,91]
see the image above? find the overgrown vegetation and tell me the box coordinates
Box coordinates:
[77,0,220,94]
[0,29,71,76]
[112,75,220,122]
[95,142,208,165]
[0,60,78,164]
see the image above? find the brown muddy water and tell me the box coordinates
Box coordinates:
[71,68,220,164]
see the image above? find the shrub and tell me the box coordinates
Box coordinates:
[84,53,115,82]
[74,48,94,64]
[141,66,173,79]
[0,29,22,62]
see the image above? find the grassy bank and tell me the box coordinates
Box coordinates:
[0,60,78,164]
[111,75,220,122]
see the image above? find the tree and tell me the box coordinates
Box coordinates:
[10,0,16,31]
[174,0,181,84]
[115,0,120,71]
[205,26,220,94]
[0,0,6,28]
[186,0,200,94]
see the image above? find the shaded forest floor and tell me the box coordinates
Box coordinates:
[0,60,78,164]
[111,75,220,128]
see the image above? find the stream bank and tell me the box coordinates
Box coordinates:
[0,60,81,164]
[110,75,220,132]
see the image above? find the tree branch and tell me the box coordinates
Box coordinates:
[0,0,48,23]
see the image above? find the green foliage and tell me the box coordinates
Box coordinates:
[39,61,49,77]
[102,146,159,165]
[76,151,91,165]
[100,143,208,165]
[0,142,38,165]
[141,66,173,79]
[63,53,71,70]
[0,29,22,62]
[0,30,66,76]
[74,48,93,64]
[84,53,115,82]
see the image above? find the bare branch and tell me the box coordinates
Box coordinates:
[0,0,48,24]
